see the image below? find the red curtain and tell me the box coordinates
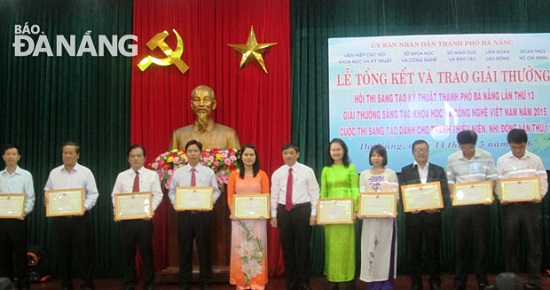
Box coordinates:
[131,0,290,277]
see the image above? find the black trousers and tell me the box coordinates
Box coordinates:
[502,203,542,287]
[119,219,154,288]
[277,203,312,287]
[453,204,491,287]
[177,211,213,287]
[52,213,94,289]
[0,219,29,289]
[406,211,442,285]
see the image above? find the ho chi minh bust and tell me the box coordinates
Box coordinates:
[170,85,241,150]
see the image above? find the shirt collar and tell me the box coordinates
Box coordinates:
[413,161,429,170]
[1,166,21,176]
[61,163,80,173]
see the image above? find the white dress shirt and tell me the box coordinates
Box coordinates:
[270,162,320,217]
[111,167,163,211]
[0,166,35,214]
[44,163,99,211]
[414,161,430,184]
[168,163,221,206]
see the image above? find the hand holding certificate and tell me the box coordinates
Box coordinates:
[317,198,354,225]
[114,192,153,221]
[233,194,270,220]
[174,186,213,211]
[46,188,85,217]
[401,182,444,212]
[358,192,397,218]
[452,181,494,206]
[0,194,26,219]
[499,177,541,203]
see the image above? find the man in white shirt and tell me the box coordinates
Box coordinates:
[0,144,35,290]
[446,130,497,290]
[168,140,220,290]
[44,142,99,290]
[270,142,319,290]
[496,129,547,290]
[112,145,162,290]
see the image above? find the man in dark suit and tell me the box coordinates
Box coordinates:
[400,140,450,290]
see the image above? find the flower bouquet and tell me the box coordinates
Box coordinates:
[150,148,239,191]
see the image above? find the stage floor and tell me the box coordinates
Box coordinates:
[28,273,549,290]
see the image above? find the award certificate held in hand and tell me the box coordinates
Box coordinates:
[499,177,541,202]
[358,192,397,218]
[317,198,354,225]
[0,194,26,219]
[114,192,153,221]
[46,188,85,217]
[233,194,270,219]
[175,186,213,211]
[452,181,494,206]
[401,182,443,212]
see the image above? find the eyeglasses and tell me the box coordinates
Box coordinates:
[413,148,429,153]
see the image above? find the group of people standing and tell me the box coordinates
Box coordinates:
[0,127,547,290]
[314,128,546,290]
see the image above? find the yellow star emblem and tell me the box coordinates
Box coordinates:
[228,26,277,74]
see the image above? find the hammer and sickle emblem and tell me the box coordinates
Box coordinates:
[137,29,189,74]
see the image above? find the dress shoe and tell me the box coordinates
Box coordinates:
[524,284,542,290]
[430,282,441,290]
[479,283,495,290]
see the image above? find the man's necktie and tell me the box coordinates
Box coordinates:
[133,171,140,192]
[285,168,293,211]
[191,168,196,186]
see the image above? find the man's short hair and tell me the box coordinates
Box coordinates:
[507,129,528,144]
[127,144,146,157]
[281,142,299,153]
[411,140,429,152]
[62,141,80,153]
[185,140,203,151]
[457,130,478,145]
[2,144,20,155]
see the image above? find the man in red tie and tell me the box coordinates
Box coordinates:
[168,140,221,290]
[111,144,163,290]
[270,142,320,290]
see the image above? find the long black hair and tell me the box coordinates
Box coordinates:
[237,144,260,179]
[326,138,350,167]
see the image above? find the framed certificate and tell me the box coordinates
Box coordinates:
[499,177,541,202]
[175,186,213,211]
[46,188,85,217]
[233,194,270,219]
[401,182,444,212]
[0,194,26,219]
[317,198,354,225]
[114,192,153,221]
[452,181,494,206]
[358,192,397,218]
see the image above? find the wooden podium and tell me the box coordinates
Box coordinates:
[159,190,231,283]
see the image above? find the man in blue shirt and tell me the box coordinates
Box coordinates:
[0,144,35,290]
